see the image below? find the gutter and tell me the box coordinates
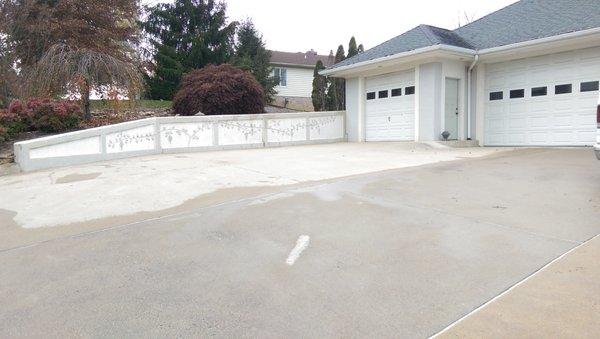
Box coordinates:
[320,44,476,76]
[466,54,479,140]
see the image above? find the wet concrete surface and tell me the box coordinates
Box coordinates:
[0,147,599,337]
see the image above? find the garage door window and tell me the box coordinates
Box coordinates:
[489,91,503,101]
[378,90,389,99]
[405,86,415,95]
[580,81,599,92]
[366,92,376,100]
[391,88,402,97]
[555,84,572,95]
[531,86,547,97]
[510,89,525,99]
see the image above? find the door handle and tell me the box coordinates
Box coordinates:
[455,108,459,115]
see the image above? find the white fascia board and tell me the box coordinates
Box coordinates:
[320,45,476,77]
[270,62,316,69]
[478,27,600,56]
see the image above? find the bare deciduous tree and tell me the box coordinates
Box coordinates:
[27,44,143,120]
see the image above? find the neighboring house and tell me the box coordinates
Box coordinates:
[270,50,333,111]
[322,0,600,146]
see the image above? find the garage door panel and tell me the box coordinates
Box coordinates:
[487,103,505,116]
[552,131,576,144]
[552,114,574,128]
[487,117,505,130]
[529,100,550,112]
[485,47,599,146]
[508,117,527,129]
[507,133,526,144]
[528,115,549,128]
[509,101,527,114]
[528,131,550,144]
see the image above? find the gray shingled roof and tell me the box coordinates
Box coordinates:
[329,0,600,71]
[330,25,472,70]
[455,0,600,49]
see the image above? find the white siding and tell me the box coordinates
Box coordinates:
[274,66,314,98]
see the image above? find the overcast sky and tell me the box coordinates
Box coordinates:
[143,0,518,55]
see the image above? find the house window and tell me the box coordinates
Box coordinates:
[531,87,547,97]
[405,86,415,95]
[273,67,287,86]
[366,92,376,100]
[510,89,525,99]
[580,81,599,92]
[391,88,402,97]
[378,90,389,99]
[489,91,503,101]
[555,84,572,95]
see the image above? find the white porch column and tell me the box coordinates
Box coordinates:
[475,64,486,145]
[357,76,366,142]
[414,65,421,141]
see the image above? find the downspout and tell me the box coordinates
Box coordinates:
[467,53,479,140]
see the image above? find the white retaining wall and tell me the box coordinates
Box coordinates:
[14,111,345,172]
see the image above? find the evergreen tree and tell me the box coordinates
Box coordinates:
[348,37,359,58]
[326,45,346,110]
[145,45,184,100]
[311,60,327,111]
[358,44,365,53]
[232,20,276,103]
[142,0,237,100]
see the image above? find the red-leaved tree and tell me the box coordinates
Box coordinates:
[173,64,264,116]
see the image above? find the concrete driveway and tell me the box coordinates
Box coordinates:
[0,143,599,337]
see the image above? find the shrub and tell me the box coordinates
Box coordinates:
[6,98,83,134]
[173,64,264,116]
[28,99,82,133]
[0,124,8,143]
[0,108,26,139]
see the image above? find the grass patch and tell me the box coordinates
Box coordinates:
[90,99,172,110]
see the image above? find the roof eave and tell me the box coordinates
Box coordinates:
[320,44,476,77]
[477,26,600,57]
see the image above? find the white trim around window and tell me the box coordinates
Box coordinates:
[273,67,288,87]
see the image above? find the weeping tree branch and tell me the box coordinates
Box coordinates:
[26,43,144,119]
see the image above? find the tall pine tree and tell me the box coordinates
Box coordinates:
[311,60,327,111]
[347,37,359,58]
[232,20,276,103]
[326,45,346,111]
[142,0,237,100]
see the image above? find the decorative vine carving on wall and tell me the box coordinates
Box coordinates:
[106,128,155,151]
[218,120,263,141]
[308,116,339,135]
[161,123,212,147]
[217,116,341,140]
[268,119,306,137]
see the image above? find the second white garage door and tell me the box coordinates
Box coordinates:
[484,47,600,146]
[365,70,415,141]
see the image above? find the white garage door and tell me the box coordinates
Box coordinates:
[484,47,600,146]
[366,70,415,141]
